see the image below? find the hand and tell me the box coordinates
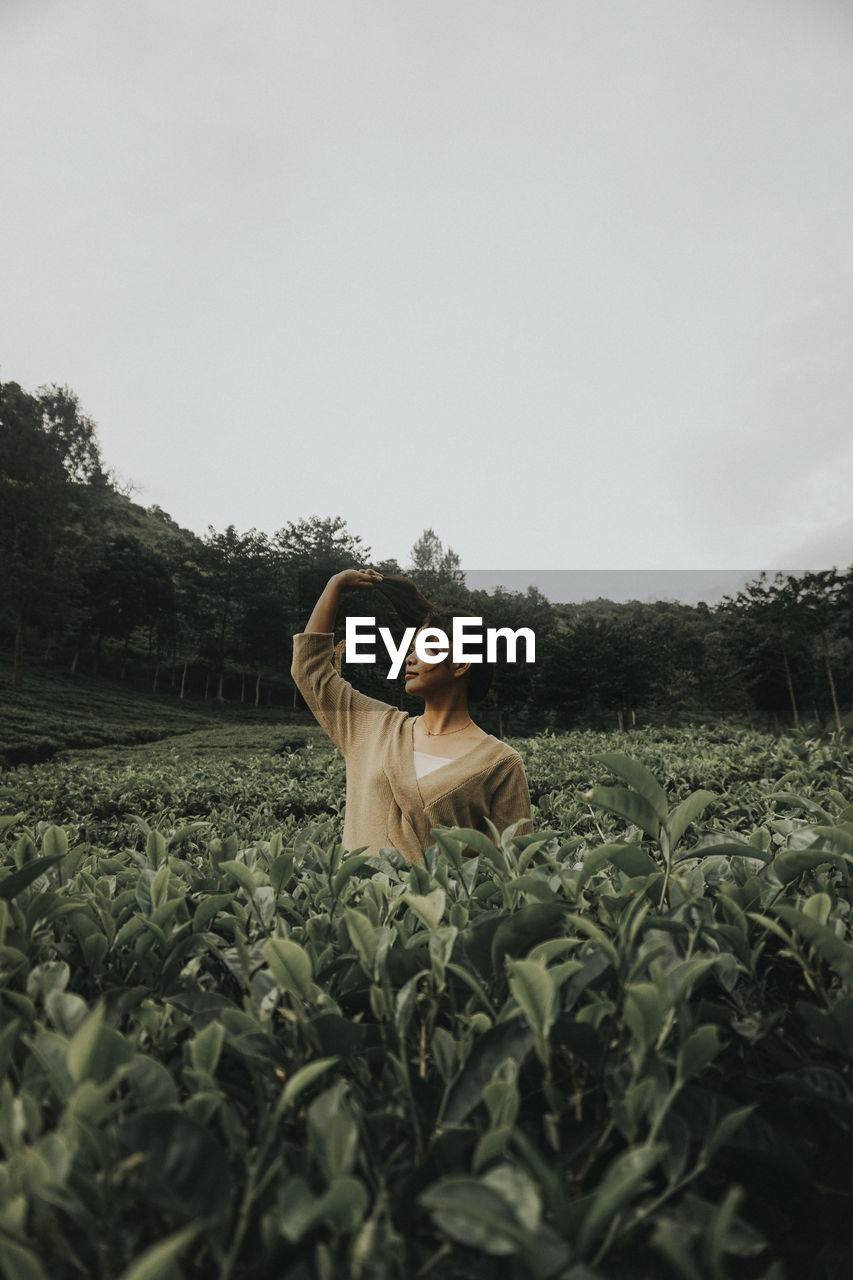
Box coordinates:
[334,568,383,592]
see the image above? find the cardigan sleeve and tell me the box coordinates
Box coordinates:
[486,752,533,841]
[291,632,395,755]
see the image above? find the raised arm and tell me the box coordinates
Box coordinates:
[304,568,383,633]
[292,568,392,754]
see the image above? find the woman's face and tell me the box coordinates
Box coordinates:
[403,625,463,699]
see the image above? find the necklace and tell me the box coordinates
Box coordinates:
[420,716,474,737]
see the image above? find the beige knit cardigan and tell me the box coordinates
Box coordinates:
[291,632,532,863]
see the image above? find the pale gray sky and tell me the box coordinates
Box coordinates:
[2,0,852,580]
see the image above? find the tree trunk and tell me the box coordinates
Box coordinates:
[180,662,188,700]
[781,648,800,729]
[204,671,210,700]
[13,605,25,691]
[216,673,225,702]
[822,633,843,732]
[240,671,246,703]
[153,663,160,694]
[255,671,262,707]
[71,649,79,675]
[617,710,624,732]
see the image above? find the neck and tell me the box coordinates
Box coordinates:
[420,691,472,736]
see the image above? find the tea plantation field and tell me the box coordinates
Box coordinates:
[2,724,852,1279]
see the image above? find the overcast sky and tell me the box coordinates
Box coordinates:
[2,0,852,591]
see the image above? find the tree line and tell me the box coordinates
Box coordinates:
[2,379,851,733]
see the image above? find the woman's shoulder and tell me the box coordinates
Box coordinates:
[476,735,527,774]
[483,734,524,759]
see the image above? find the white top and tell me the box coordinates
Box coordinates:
[413,749,454,779]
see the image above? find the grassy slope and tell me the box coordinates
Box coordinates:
[0,655,319,766]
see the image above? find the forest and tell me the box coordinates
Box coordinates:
[2,378,852,739]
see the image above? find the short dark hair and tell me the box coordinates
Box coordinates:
[420,608,493,702]
[374,574,495,703]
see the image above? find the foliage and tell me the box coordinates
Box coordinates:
[408,528,466,602]
[4,375,853,733]
[1,728,852,1277]
[0,381,110,689]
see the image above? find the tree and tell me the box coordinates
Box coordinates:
[718,574,812,729]
[82,535,176,679]
[777,569,850,731]
[408,528,466,602]
[410,527,463,579]
[0,381,109,689]
[230,531,288,704]
[161,539,213,699]
[275,516,371,628]
[36,384,105,484]
[198,525,259,700]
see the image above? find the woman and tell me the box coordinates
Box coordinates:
[290,568,532,863]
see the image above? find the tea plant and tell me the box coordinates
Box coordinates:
[1,732,852,1278]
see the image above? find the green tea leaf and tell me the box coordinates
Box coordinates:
[0,855,63,901]
[435,827,504,861]
[419,1177,530,1256]
[584,785,661,840]
[263,938,313,999]
[669,790,716,850]
[677,1025,721,1082]
[344,908,376,975]
[624,983,666,1053]
[595,754,670,825]
[507,960,554,1039]
[41,825,68,860]
[277,1177,319,1242]
[115,1225,198,1280]
[704,1104,756,1161]
[308,1082,359,1180]
[145,829,166,870]
[773,848,841,885]
[808,825,853,856]
[190,1021,225,1075]
[405,888,446,932]
[67,1003,105,1083]
[576,1145,662,1252]
[774,906,853,988]
[0,1230,50,1280]
[577,842,636,889]
[315,1176,370,1234]
[280,1057,338,1112]
[220,859,257,898]
[490,903,567,970]
[443,1018,534,1124]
